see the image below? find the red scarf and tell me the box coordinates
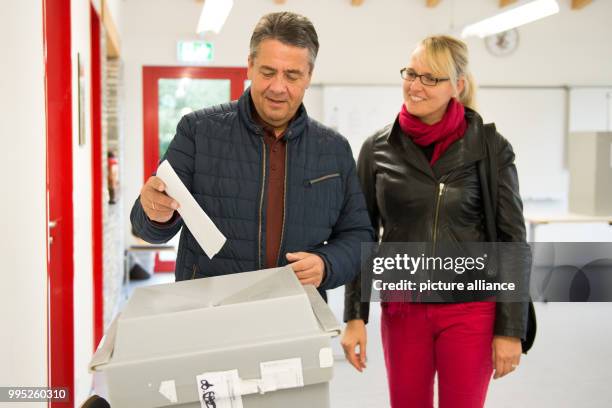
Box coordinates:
[398,98,468,165]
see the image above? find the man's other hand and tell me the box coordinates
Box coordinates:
[286,252,326,287]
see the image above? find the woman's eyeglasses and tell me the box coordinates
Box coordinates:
[400,68,449,86]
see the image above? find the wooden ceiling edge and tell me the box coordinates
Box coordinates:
[101,0,121,58]
[499,0,518,7]
[571,0,593,10]
[91,0,102,15]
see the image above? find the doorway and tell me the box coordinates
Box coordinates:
[142,66,248,272]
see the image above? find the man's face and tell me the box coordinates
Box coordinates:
[248,39,312,131]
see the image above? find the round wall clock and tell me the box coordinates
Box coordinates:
[485,28,519,57]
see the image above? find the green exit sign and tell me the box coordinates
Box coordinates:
[177,40,214,64]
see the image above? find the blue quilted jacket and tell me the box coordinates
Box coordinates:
[131,89,374,292]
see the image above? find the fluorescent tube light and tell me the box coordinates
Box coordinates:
[461,0,559,38]
[197,0,234,35]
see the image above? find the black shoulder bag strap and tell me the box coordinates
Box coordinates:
[478,123,536,354]
[479,123,498,242]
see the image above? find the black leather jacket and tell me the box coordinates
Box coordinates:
[344,108,530,340]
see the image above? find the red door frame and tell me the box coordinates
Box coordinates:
[142,66,247,272]
[90,3,104,350]
[44,0,74,405]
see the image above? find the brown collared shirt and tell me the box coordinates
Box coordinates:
[254,113,288,268]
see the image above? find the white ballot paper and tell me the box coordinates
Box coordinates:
[156,160,226,258]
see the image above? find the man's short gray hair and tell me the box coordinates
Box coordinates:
[249,12,319,72]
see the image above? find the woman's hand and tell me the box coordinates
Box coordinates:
[341,319,368,372]
[492,335,522,379]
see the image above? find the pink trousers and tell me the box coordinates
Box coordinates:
[381,302,496,408]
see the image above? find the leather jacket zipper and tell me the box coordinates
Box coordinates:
[191,264,198,280]
[432,182,445,245]
[422,181,446,299]
[432,179,448,255]
[258,140,267,269]
[275,144,289,266]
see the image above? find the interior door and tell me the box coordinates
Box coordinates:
[142,66,248,272]
[90,3,104,350]
[44,0,74,405]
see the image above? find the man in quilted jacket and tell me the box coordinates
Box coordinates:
[130,12,374,297]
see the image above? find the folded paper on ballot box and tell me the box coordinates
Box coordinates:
[90,266,341,408]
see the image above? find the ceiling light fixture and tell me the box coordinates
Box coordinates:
[196,0,234,35]
[461,0,559,38]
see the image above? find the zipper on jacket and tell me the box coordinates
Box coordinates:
[307,173,341,186]
[432,183,445,245]
[275,144,289,266]
[431,178,448,255]
[258,140,267,269]
[426,180,447,295]
[191,264,198,280]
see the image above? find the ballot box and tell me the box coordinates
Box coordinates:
[89,266,340,408]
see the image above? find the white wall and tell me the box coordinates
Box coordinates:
[478,87,568,200]
[0,1,100,405]
[72,1,95,405]
[0,1,101,404]
[0,0,48,399]
[120,0,612,242]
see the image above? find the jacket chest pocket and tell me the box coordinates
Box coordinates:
[302,172,343,225]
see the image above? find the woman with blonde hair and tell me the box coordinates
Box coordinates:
[342,35,534,408]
